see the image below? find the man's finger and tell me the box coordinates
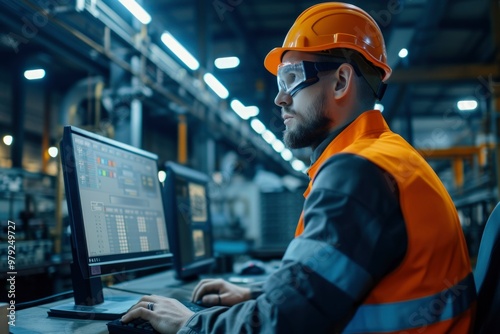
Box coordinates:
[201,293,222,306]
[121,306,152,323]
[192,280,221,301]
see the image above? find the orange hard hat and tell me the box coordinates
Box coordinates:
[264,2,392,81]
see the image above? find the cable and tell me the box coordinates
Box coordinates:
[16,290,74,311]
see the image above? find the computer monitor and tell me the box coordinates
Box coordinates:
[163,162,215,281]
[49,126,173,320]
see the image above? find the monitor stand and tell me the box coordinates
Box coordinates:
[47,263,139,320]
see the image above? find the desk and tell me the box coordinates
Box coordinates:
[10,264,273,334]
[10,270,199,334]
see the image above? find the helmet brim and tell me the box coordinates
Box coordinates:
[264,45,392,81]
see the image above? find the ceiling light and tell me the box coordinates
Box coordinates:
[203,73,229,99]
[281,149,293,161]
[245,106,259,118]
[3,135,13,146]
[272,140,285,153]
[48,146,59,158]
[161,32,200,70]
[457,100,478,111]
[250,118,266,134]
[118,0,151,25]
[374,103,384,112]
[230,99,259,120]
[261,130,276,144]
[398,48,408,58]
[231,99,247,119]
[158,170,167,183]
[291,159,306,172]
[214,57,240,69]
[24,69,45,80]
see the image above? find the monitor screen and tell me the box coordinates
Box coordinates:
[61,126,172,278]
[49,126,173,319]
[163,162,215,280]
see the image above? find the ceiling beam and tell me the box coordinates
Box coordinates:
[410,0,450,62]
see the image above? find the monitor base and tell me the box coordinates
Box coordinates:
[47,295,139,320]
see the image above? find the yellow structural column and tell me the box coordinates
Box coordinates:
[178,114,188,164]
[492,0,500,200]
[495,81,500,200]
[453,158,464,189]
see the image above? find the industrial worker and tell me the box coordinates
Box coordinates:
[122,2,476,333]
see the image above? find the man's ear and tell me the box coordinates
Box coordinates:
[333,64,354,99]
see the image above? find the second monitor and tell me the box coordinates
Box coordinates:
[163,162,215,281]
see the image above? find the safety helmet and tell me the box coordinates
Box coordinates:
[264,2,392,82]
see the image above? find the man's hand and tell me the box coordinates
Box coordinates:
[121,295,194,334]
[192,278,251,306]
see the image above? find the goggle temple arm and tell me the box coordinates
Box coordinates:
[289,77,319,96]
[376,82,388,101]
[287,61,342,96]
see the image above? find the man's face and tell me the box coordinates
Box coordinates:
[275,51,334,149]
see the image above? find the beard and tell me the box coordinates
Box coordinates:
[283,95,331,149]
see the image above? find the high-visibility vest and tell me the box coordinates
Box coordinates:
[296,110,475,333]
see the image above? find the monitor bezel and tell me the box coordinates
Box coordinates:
[60,125,173,280]
[163,161,216,280]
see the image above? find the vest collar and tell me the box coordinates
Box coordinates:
[310,123,350,164]
[307,110,389,181]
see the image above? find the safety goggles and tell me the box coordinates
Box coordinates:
[277,61,345,96]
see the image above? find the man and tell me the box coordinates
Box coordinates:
[122,2,476,333]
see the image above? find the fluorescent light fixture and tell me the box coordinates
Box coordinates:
[3,135,13,146]
[158,170,167,183]
[48,146,59,158]
[291,159,306,172]
[230,99,259,119]
[245,106,259,118]
[457,100,478,111]
[272,140,285,153]
[119,0,151,25]
[204,73,229,99]
[231,99,247,119]
[261,130,276,144]
[281,149,293,161]
[250,118,266,134]
[374,103,384,112]
[214,56,240,69]
[398,48,408,58]
[24,69,45,80]
[161,32,200,70]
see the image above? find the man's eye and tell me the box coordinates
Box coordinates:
[285,73,297,85]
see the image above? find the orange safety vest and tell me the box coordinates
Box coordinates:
[296,110,475,333]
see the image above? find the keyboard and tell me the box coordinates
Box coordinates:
[108,318,159,334]
[107,300,206,334]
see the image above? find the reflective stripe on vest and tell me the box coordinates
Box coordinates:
[343,273,476,333]
[283,238,373,300]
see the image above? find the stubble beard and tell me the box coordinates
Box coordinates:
[283,96,331,149]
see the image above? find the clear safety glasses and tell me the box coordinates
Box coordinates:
[277,61,344,97]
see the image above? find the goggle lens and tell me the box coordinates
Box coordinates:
[276,61,343,96]
[277,62,308,95]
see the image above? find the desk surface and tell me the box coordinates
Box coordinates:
[10,270,199,334]
[10,264,273,334]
